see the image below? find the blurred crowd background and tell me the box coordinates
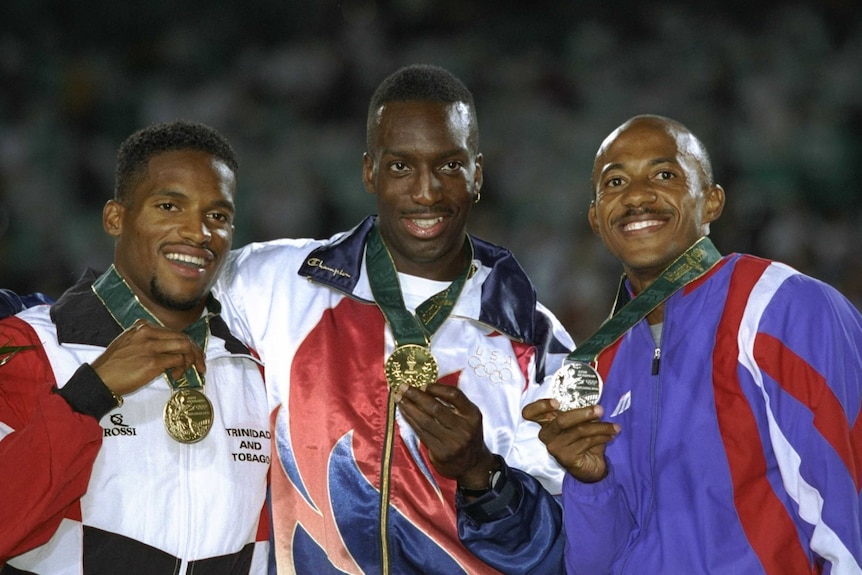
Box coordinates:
[1,1,860,341]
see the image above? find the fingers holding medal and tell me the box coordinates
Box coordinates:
[550,362,603,411]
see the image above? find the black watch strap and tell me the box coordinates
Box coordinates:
[458,457,520,524]
[457,455,503,498]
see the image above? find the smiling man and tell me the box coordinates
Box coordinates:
[215,64,572,574]
[524,115,862,574]
[0,121,271,574]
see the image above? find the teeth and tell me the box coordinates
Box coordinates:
[166,253,206,267]
[411,217,443,229]
[624,220,662,232]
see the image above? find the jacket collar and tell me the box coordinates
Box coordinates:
[297,216,547,347]
[612,254,733,317]
[51,269,250,355]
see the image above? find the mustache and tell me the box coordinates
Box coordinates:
[611,207,673,226]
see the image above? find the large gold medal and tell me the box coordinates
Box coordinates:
[384,344,438,391]
[164,388,214,443]
[550,362,603,411]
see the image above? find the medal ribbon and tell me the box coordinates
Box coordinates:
[365,224,472,345]
[366,224,473,572]
[569,236,722,363]
[91,265,212,389]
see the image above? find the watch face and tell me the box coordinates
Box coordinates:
[490,469,502,489]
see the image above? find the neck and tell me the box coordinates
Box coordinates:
[624,271,659,298]
[621,274,664,324]
[124,286,206,332]
[646,306,664,325]
[395,254,469,282]
[156,308,206,332]
[95,265,207,333]
[391,238,471,282]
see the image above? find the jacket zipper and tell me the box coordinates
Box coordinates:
[651,347,661,375]
[620,326,664,574]
[378,394,397,574]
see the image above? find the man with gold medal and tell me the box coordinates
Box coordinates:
[0,121,271,573]
[215,65,574,574]
[524,115,862,574]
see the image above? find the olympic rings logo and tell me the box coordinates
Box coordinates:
[467,350,513,383]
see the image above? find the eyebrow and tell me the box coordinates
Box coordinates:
[208,199,236,213]
[599,162,623,177]
[152,189,235,212]
[649,157,678,166]
[381,147,470,161]
[600,157,679,176]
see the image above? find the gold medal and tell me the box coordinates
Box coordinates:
[384,344,438,391]
[551,362,603,411]
[164,388,214,443]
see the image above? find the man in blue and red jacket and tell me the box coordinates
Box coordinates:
[526,114,862,575]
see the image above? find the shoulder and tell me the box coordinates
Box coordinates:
[223,224,365,275]
[218,236,329,290]
[0,288,25,317]
[5,304,54,334]
[228,237,324,268]
[468,235,575,353]
[0,313,54,377]
[728,254,862,345]
[731,254,856,315]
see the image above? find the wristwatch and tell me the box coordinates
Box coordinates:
[457,455,504,498]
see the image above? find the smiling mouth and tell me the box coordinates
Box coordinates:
[166,253,207,268]
[409,216,444,229]
[622,219,665,232]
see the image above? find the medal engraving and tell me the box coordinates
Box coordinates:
[164,388,213,443]
[551,362,603,411]
[384,344,438,391]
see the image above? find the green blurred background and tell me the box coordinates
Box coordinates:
[1,0,860,341]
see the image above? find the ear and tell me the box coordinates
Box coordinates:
[473,153,484,193]
[701,184,725,226]
[588,200,600,236]
[362,153,376,195]
[103,199,124,238]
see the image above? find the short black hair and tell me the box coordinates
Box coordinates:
[366,64,478,152]
[114,120,238,205]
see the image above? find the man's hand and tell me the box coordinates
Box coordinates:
[90,319,206,397]
[523,398,619,483]
[395,383,497,489]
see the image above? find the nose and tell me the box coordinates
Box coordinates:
[411,168,443,206]
[621,177,657,207]
[180,212,212,245]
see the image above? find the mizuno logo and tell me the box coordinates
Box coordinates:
[610,391,632,417]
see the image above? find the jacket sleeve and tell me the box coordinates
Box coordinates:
[458,462,564,574]
[0,317,106,563]
[756,277,862,570]
[0,290,55,318]
[560,464,636,574]
[458,302,574,574]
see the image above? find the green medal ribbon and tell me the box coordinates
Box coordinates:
[91,265,211,389]
[368,223,475,566]
[569,236,722,363]
[365,224,472,345]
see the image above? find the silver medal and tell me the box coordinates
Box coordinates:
[550,362,603,411]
